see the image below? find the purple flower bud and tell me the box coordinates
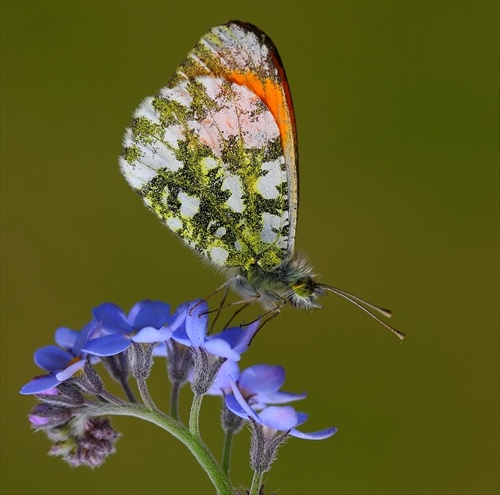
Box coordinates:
[48,416,120,468]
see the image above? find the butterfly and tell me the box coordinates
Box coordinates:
[119,21,404,339]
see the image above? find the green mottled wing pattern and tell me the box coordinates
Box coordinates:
[120,22,296,272]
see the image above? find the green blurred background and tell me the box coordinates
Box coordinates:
[1,1,498,494]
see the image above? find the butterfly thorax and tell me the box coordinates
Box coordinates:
[228,253,326,310]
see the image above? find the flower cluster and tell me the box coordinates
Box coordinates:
[21,298,336,492]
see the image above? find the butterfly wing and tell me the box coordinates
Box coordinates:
[120,22,298,271]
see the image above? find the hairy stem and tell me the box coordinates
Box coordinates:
[222,430,234,475]
[84,402,234,495]
[189,393,203,437]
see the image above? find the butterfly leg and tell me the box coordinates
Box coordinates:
[242,299,287,347]
[189,280,234,316]
[203,274,261,316]
[241,290,288,328]
[203,295,260,314]
[209,284,230,333]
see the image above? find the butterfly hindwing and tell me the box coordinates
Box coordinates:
[120,22,298,272]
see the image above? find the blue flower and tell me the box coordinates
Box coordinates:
[20,322,101,395]
[226,376,337,440]
[207,362,306,410]
[151,302,191,358]
[82,300,175,357]
[204,360,240,395]
[172,299,259,361]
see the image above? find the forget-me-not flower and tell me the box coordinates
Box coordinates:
[207,362,306,410]
[20,321,101,395]
[82,300,175,357]
[226,376,337,440]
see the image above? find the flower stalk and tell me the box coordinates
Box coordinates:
[88,401,234,495]
[189,393,203,437]
[21,297,337,493]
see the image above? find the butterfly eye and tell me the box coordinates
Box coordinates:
[291,277,315,297]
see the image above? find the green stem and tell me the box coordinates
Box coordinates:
[249,470,264,495]
[86,402,234,495]
[136,377,158,411]
[221,430,234,475]
[170,380,181,420]
[98,389,129,406]
[189,393,203,436]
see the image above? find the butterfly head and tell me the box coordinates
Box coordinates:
[288,276,325,309]
[270,254,326,310]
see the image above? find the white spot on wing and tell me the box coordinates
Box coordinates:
[256,158,286,199]
[223,174,244,213]
[178,191,200,218]
[215,226,226,238]
[136,97,161,125]
[123,137,184,174]
[210,247,229,265]
[201,156,219,170]
[153,144,184,172]
[119,156,157,189]
[161,124,184,150]
[160,86,193,107]
[167,217,183,231]
[261,212,283,244]
[211,25,269,70]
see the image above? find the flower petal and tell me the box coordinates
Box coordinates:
[250,390,307,410]
[20,374,60,395]
[152,342,168,357]
[168,302,190,332]
[204,338,240,360]
[130,301,171,329]
[54,327,79,350]
[216,319,259,354]
[56,358,86,381]
[289,426,338,440]
[228,376,260,421]
[240,364,285,393]
[29,414,51,426]
[206,360,240,396]
[126,300,149,326]
[72,321,102,355]
[185,300,208,347]
[225,393,248,418]
[171,325,190,346]
[34,346,72,372]
[82,333,131,356]
[92,303,132,334]
[295,412,309,426]
[259,405,299,431]
[132,326,173,343]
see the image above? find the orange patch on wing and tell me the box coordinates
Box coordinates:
[225,70,294,152]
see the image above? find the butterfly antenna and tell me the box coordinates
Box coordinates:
[319,284,405,340]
